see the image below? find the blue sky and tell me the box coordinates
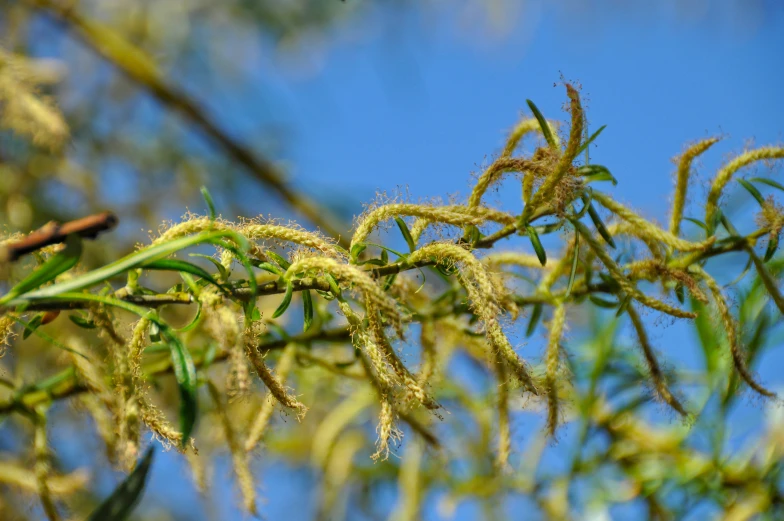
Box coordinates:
[38,2,784,520]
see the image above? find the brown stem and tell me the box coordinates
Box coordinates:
[1,212,118,263]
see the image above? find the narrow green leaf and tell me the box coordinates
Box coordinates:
[575,124,607,157]
[577,165,618,186]
[615,294,631,317]
[87,446,155,521]
[395,217,416,253]
[525,226,547,266]
[189,253,229,281]
[588,295,620,309]
[565,231,580,298]
[326,273,342,299]
[69,314,97,329]
[251,307,262,322]
[748,177,784,192]
[585,199,616,249]
[160,329,197,446]
[526,303,543,337]
[22,313,44,339]
[149,322,161,342]
[350,243,367,263]
[200,186,216,221]
[267,251,292,270]
[683,217,708,232]
[764,236,779,262]
[142,259,221,288]
[302,290,314,332]
[380,248,389,265]
[526,99,556,150]
[1,234,82,305]
[272,281,294,319]
[674,284,685,304]
[725,256,753,288]
[253,261,283,275]
[737,179,765,205]
[383,273,398,291]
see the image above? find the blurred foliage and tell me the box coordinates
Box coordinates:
[1,1,784,521]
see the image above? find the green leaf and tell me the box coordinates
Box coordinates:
[577,165,617,186]
[149,322,161,343]
[1,234,82,305]
[380,248,389,265]
[189,253,229,281]
[22,313,44,339]
[267,251,292,270]
[526,303,543,337]
[748,177,784,192]
[350,243,367,263]
[674,284,685,304]
[584,198,616,249]
[615,294,631,317]
[200,186,217,221]
[683,217,708,232]
[575,124,607,157]
[325,273,342,300]
[160,329,198,446]
[588,295,620,309]
[565,231,580,298]
[142,259,221,288]
[395,217,417,253]
[525,99,556,150]
[87,446,155,521]
[69,313,97,329]
[383,273,398,291]
[737,179,765,205]
[525,226,547,266]
[272,281,294,319]
[253,261,283,275]
[764,236,779,262]
[302,290,314,332]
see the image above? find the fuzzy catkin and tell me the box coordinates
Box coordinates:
[669,137,721,237]
[245,342,298,452]
[545,304,566,437]
[626,305,688,416]
[706,146,784,226]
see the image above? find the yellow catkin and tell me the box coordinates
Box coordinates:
[705,146,784,225]
[79,394,117,462]
[626,305,688,416]
[338,300,399,392]
[91,307,141,469]
[244,342,298,452]
[574,221,697,319]
[34,412,60,521]
[285,256,403,337]
[606,222,665,259]
[697,268,776,398]
[502,117,560,158]
[408,243,540,394]
[468,157,538,209]
[495,356,511,471]
[417,320,438,389]
[372,398,399,462]
[128,319,184,449]
[0,461,88,496]
[311,389,375,468]
[199,289,249,397]
[240,222,340,256]
[0,314,15,355]
[545,304,566,437]
[522,84,583,222]
[207,381,257,515]
[483,251,556,271]
[184,449,208,495]
[669,137,721,237]
[351,203,516,249]
[245,337,307,415]
[593,191,715,252]
[366,301,438,410]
